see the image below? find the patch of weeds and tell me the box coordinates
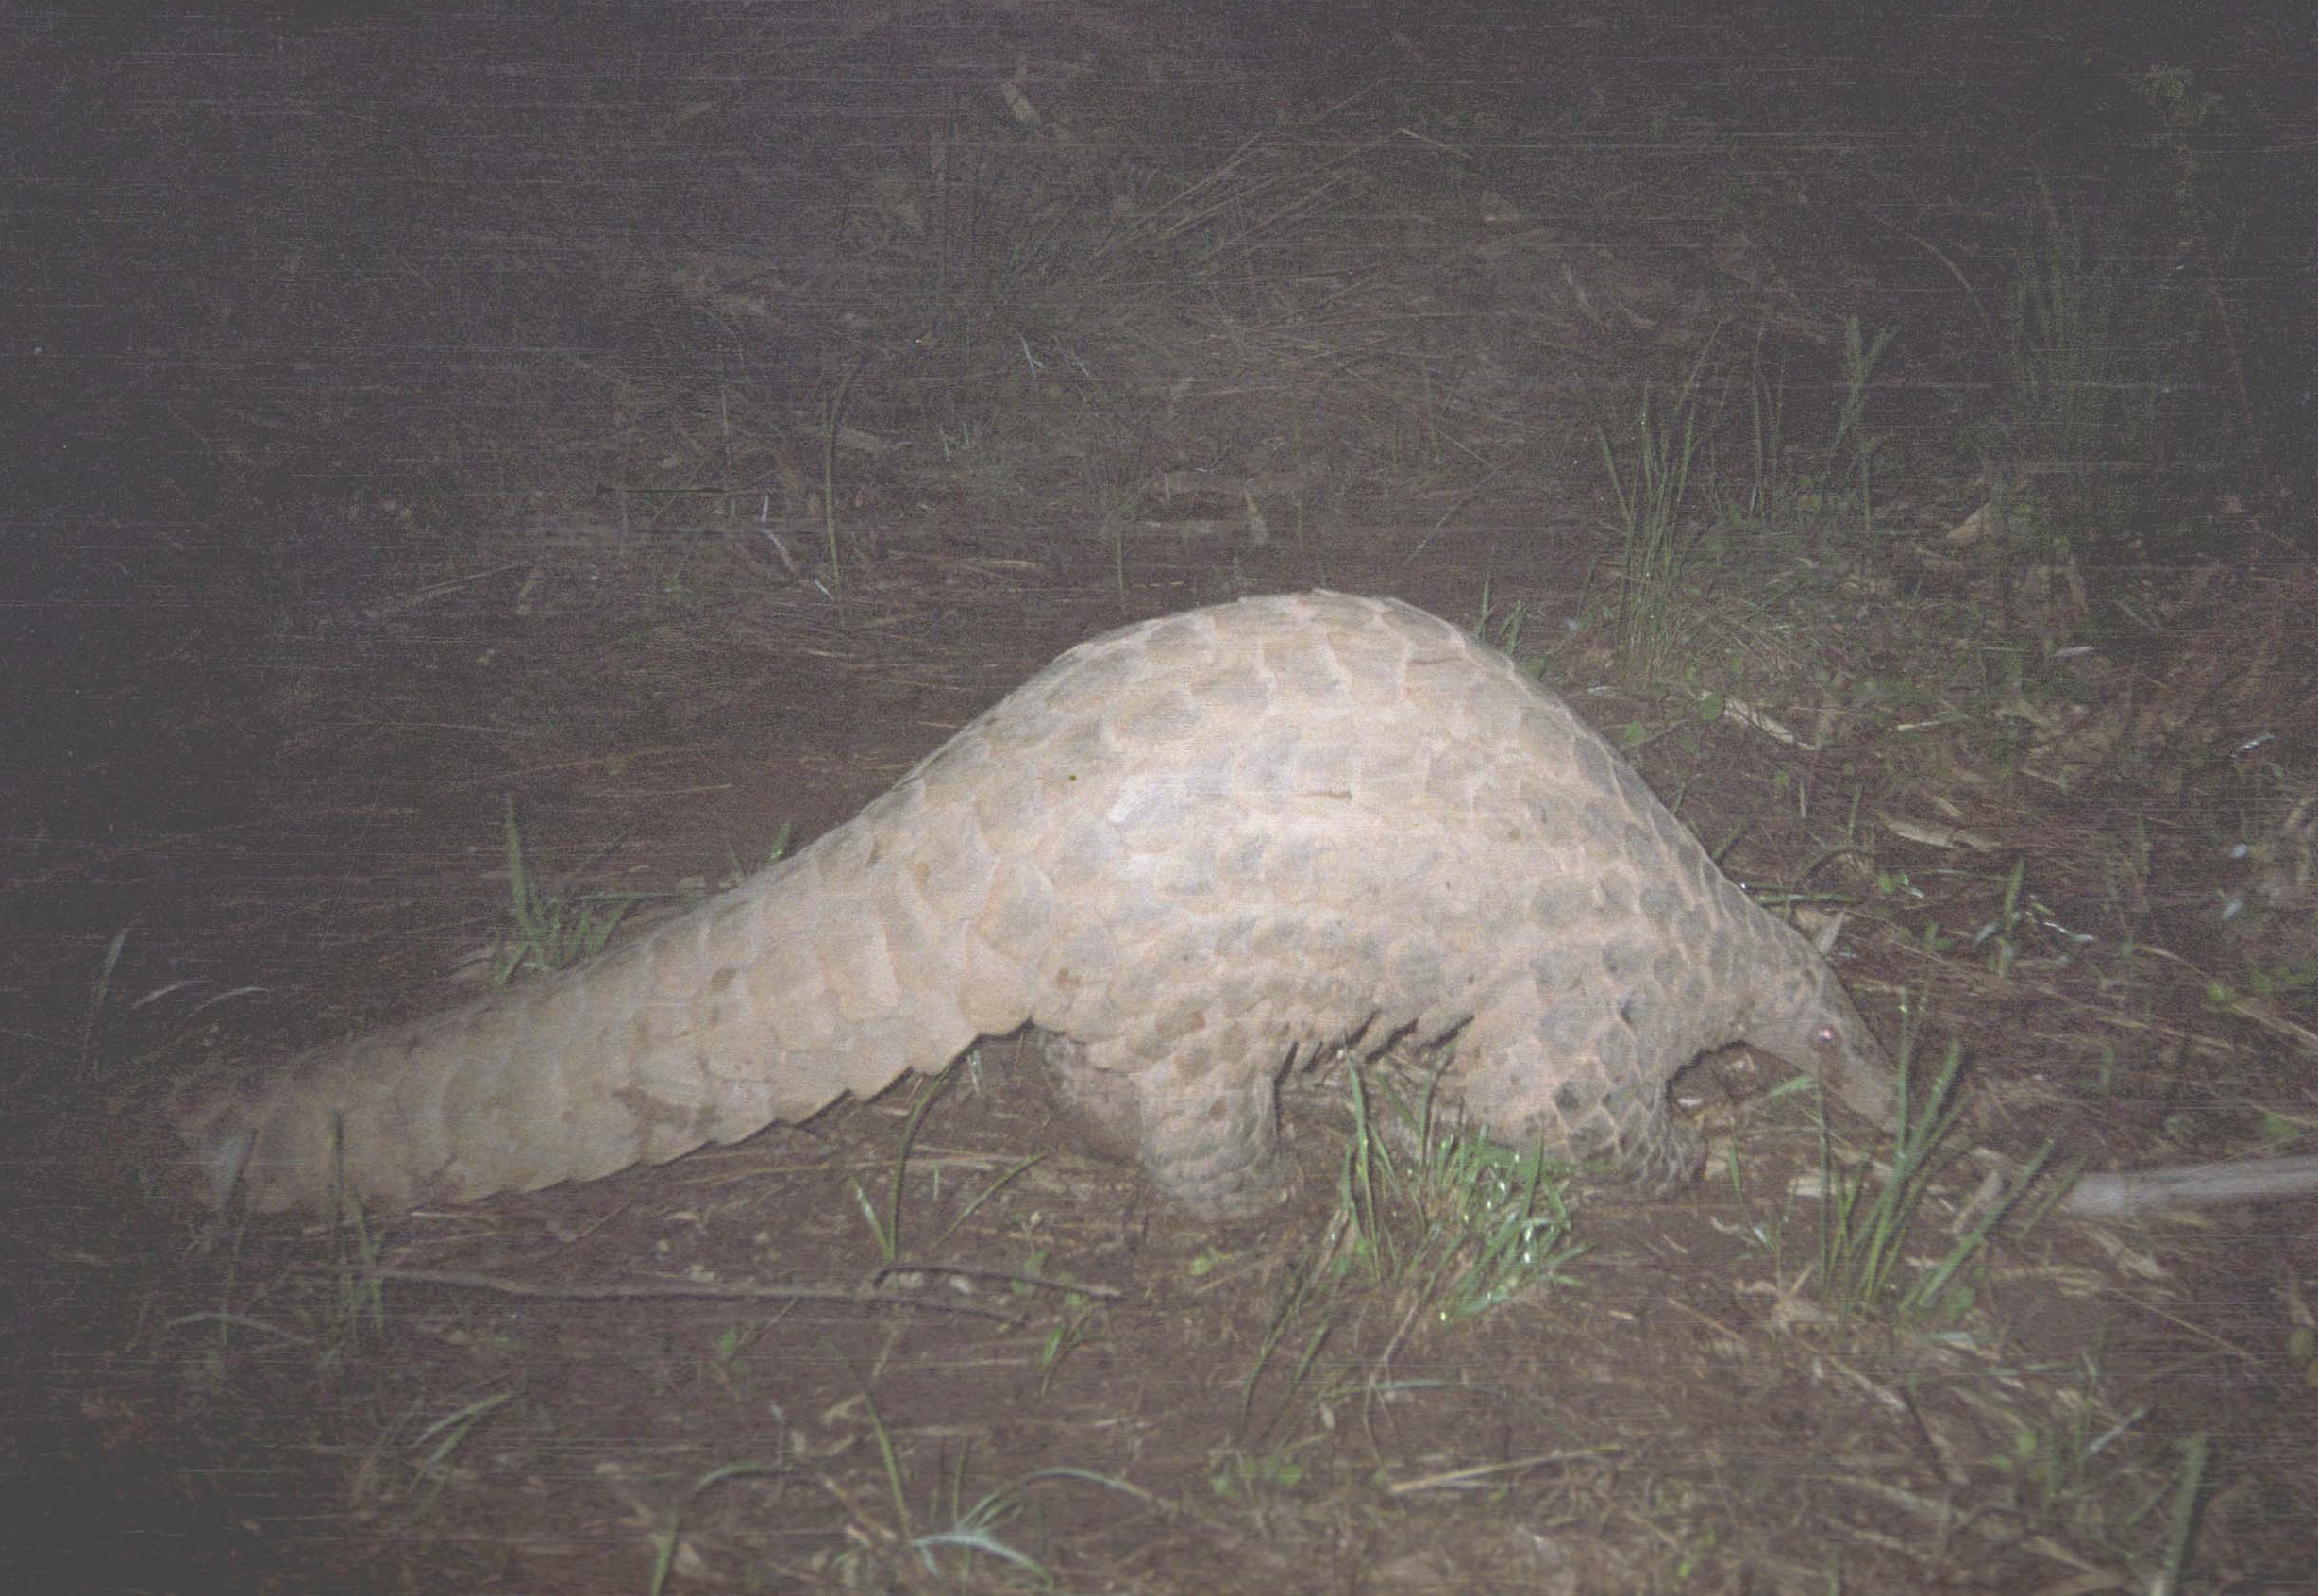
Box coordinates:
[1598,348,1710,684]
[405,1390,520,1513]
[2290,1319,2318,1389]
[2156,1433,2212,1596]
[1876,860,2088,978]
[490,797,636,985]
[1217,1063,1587,1500]
[708,1323,761,1399]
[1814,1022,2054,1327]
[1230,1241,1340,1466]
[909,1465,1151,1588]
[1604,664,1738,775]
[1184,1244,1241,1280]
[648,1461,781,1596]
[848,1058,958,1262]
[708,818,798,891]
[2254,1104,2312,1151]
[1982,188,2171,551]
[352,1389,522,1519]
[1979,1354,2147,1534]
[1969,856,2079,978]
[1016,1247,1103,1397]
[830,1389,1152,1588]
[1335,1065,1586,1327]
[178,1115,388,1396]
[1720,1144,1788,1258]
[166,1302,312,1411]
[2209,960,2318,1027]
[1825,316,1895,532]
[2198,973,2318,1067]
[1714,316,1894,557]
[1668,1523,1721,1584]
[1638,1482,1722,1583]
[170,1112,388,1402]
[1223,1061,1585,1475]
[924,1144,1045,1252]
[318,1116,386,1379]
[1888,873,1957,958]
[760,820,794,871]
[1954,1355,2209,1588]
[66,925,264,1110]
[1209,1442,1311,1501]
[1471,579,1550,678]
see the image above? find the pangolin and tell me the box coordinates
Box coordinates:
[176,591,1893,1217]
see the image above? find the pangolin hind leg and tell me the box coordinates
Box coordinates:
[1036,1031,1295,1216]
[1447,1006,1709,1197]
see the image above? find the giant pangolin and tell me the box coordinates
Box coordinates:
[176,591,1894,1217]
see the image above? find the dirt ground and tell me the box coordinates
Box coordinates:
[5,2,2317,1591]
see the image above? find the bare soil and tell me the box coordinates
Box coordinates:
[5,3,2316,1591]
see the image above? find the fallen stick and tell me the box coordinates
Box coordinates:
[2063,1154,2318,1218]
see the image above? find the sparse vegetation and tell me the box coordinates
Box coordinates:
[1599,349,1710,684]
[647,1462,781,1596]
[850,1058,960,1262]
[490,797,635,985]
[1984,185,2185,553]
[1812,1023,2055,1328]
[1334,1062,1587,1327]
[832,1391,1151,1588]
[319,1119,386,1373]
[396,1390,521,1516]
[1717,316,1895,556]
[1977,1353,2142,1532]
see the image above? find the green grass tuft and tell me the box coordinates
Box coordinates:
[1812,1022,2053,1326]
[1989,187,2171,549]
[1598,350,1709,685]
[490,797,635,985]
[1335,1064,1587,1326]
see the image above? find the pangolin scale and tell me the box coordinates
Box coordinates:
[176,591,1894,1216]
